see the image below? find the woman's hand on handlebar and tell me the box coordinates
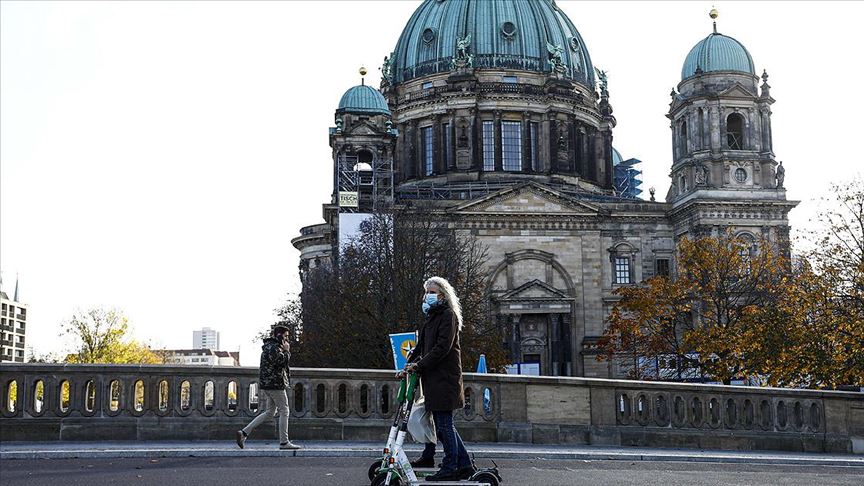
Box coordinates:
[395,363,418,378]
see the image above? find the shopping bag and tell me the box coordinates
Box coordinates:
[407,395,437,444]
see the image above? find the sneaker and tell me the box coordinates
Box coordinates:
[457,465,477,480]
[279,441,301,450]
[236,430,247,449]
[424,469,460,482]
[409,456,435,468]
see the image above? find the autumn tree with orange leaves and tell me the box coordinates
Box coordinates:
[600,179,864,389]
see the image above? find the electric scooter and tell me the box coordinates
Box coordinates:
[367,372,502,486]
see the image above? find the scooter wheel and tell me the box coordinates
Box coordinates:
[368,460,383,481]
[371,472,403,486]
[470,471,500,486]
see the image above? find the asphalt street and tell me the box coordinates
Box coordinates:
[1,456,862,486]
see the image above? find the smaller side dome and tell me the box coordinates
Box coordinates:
[681,33,755,80]
[612,147,623,165]
[336,85,390,115]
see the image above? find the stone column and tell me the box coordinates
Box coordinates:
[751,107,762,153]
[494,110,503,172]
[406,120,417,179]
[521,112,532,172]
[710,104,721,152]
[470,108,480,171]
[760,107,772,154]
[448,111,457,170]
[433,114,443,174]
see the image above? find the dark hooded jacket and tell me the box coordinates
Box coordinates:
[258,337,291,390]
[409,302,464,411]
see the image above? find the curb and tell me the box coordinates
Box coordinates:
[2,447,862,467]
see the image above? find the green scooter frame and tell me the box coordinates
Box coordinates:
[367,373,502,486]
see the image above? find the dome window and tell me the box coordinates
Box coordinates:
[569,37,580,52]
[422,28,436,44]
[501,21,517,38]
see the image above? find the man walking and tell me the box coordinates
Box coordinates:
[236,325,300,450]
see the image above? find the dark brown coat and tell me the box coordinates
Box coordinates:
[410,304,464,411]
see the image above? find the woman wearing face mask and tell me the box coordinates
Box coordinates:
[402,276,473,481]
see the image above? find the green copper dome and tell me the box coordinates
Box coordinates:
[390,0,595,87]
[681,33,755,80]
[337,85,391,115]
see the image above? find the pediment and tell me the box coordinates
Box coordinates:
[499,279,570,300]
[719,83,756,99]
[346,123,380,136]
[451,182,600,216]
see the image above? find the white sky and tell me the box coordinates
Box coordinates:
[2,1,862,366]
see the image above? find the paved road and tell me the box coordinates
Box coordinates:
[1,457,862,485]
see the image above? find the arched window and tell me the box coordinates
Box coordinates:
[736,233,758,274]
[726,113,744,150]
[697,108,705,150]
[679,120,688,156]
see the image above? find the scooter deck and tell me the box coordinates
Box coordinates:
[412,482,491,486]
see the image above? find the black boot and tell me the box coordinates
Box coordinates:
[457,465,477,479]
[409,456,435,468]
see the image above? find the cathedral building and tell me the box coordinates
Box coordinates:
[291,1,795,378]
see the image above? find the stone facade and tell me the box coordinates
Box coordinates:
[292,2,797,379]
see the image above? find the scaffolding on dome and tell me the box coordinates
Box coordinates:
[613,157,644,199]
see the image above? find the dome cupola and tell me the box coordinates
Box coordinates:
[388,0,595,88]
[681,32,755,80]
[336,84,391,116]
[680,9,754,81]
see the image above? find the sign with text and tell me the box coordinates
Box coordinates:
[338,191,359,207]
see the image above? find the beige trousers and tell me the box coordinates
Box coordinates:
[242,388,290,444]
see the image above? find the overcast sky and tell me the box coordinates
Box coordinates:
[2,1,862,366]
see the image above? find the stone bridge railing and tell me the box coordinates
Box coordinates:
[0,364,861,454]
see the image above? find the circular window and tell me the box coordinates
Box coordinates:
[422,28,436,44]
[569,37,580,51]
[501,21,517,38]
[734,168,747,183]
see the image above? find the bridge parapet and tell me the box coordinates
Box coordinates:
[1,364,861,454]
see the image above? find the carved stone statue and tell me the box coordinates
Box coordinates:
[775,160,785,188]
[595,67,608,95]
[695,164,707,185]
[380,53,393,84]
[557,123,568,153]
[457,118,469,148]
[546,41,566,73]
[452,34,474,69]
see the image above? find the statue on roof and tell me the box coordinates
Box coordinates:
[546,41,566,73]
[775,161,785,188]
[380,53,394,85]
[595,67,608,96]
[452,34,474,69]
